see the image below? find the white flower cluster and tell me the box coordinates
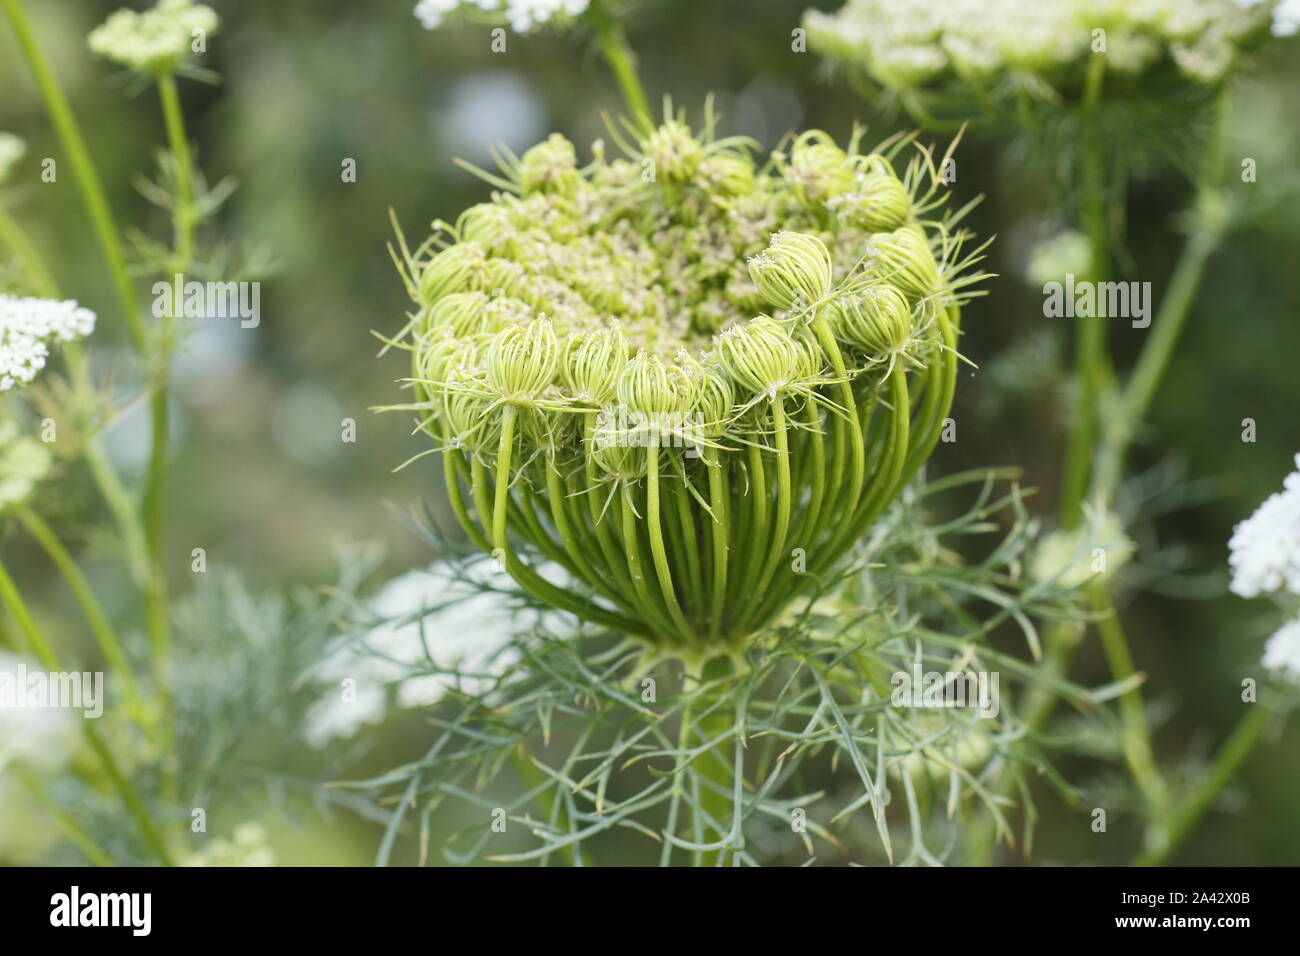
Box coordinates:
[87,0,219,74]
[805,0,1291,93]
[415,0,590,33]
[0,295,96,391]
[302,560,564,748]
[1229,454,1300,598]
[1229,454,1300,687]
[1262,618,1300,685]
[1236,0,1300,36]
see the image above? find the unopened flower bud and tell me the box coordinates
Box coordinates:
[830,168,912,232]
[865,227,940,303]
[563,329,630,406]
[645,120,703,184]
[485,319,560,402]
[418,242,490,306]
[714,316,804,396]
[829,284,914,356]
[748,231,834,310]
[784,131,856,205]
[519,133,582,198]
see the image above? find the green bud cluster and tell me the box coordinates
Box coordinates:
[391,114,981,660]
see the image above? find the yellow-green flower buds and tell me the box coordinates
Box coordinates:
[456,202,517,255]
[563,329,630,406]
[714,316,805,396]
[418,242,491,306]
[829,283,914,357]
[688,363,737,441]
[865,227,941,303]
[393,116,982,653]
[443,388,501,454]
[519,133,582,199]
[829,170,912,233]
[645,120,703,184]
[784,131,856,206]
[699,152,757,198]
[589,428,648,481]
[747,231,834,311]
[485,320,560,403]
[617,352,693,417]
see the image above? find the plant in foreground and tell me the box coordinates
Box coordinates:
[386,111,987,664]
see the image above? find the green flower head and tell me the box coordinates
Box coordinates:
[389,109,985,658]
[88,0,219,75]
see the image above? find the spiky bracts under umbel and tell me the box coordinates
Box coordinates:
[387,109,987,658]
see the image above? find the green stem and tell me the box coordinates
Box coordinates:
[1057,52,1109,530]
[15,506,148,721]
[586,0,652,130]
[13,763,115,866]
[1,0,145,349]
[0,553,173,865]
[706,452,729,641]
[646,444,693,642]
[1090,582,1167,814]
[1133,698,1281,866]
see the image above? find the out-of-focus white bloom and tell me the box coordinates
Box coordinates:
[1032,510,1135,590]
[415,0,590,33]
[1229,454,1300,597]
[1261,617,1300,685]
[807,0,1282,93]
[0,133,25,185]
[1271,0,1300,35]
[181,823,275,867]
[1025,230,1093,287]
[302,560,565,747]
[87,0,219,74]
[0,651,78,771]
[0,421,53,514]
[1,294,96,391]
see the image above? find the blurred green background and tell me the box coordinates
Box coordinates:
[1,0,1297,864]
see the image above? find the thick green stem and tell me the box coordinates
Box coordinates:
[1057,53,1110,530]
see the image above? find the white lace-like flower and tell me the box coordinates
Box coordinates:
[1262,617,1300,685]
[415,0,590,33]
[302,560,565,747]
[1228,454,1300,598]
[807,0,1283,92]
[0,294,96,391]
[88,0,219,74]
[180,823,275,867]
[0,133,25,185]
